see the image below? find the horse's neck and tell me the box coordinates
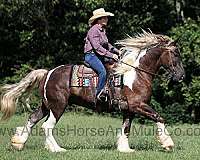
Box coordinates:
[139,47,162,76]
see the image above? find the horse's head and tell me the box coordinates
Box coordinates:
[114,31,185,82]
[159,41,185,82]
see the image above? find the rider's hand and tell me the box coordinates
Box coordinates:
[114,49,121,56]
[112,54,119,61]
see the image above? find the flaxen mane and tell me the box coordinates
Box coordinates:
[114,30,173,74]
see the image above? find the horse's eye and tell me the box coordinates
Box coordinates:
[175,48,180,54]
[173,50,179,57]
[174,53,178,57]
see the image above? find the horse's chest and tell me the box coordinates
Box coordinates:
[123,69,137,90]
[123,49,147,90]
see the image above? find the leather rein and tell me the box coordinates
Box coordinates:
[119,61,159,77]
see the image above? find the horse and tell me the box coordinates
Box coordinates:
[0,31,185,152]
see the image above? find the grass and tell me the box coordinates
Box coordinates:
[0,112,200,160]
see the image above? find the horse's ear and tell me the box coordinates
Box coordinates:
[173,37,181,45]
[168,37,181,46]
[169,41,176,46]
[174,37,181,44]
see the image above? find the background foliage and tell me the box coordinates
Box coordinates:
[0,0,199,123]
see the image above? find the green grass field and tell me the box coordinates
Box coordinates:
[0,112,200,160]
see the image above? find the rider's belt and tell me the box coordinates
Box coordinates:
[85,51,95,55]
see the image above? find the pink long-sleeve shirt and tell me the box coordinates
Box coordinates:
[84,24,117,58]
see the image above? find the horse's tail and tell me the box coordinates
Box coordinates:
[0,69,48,120]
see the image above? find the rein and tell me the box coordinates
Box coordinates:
[120,61,160,77]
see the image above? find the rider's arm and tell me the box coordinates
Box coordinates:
[108,43,120,55]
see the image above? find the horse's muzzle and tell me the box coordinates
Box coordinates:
[172,71,185,82]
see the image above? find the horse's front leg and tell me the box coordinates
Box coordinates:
[117,113,135,152]
[129,102,174,150]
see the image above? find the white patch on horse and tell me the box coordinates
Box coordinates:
[117,123,134,152]
[156,122,174,150]
[43,65,64,101]
[41,110,66,152]
[123,49,147,90]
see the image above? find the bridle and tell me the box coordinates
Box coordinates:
[119,45,178,78]
[168,49,177,76]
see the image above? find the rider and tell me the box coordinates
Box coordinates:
[84,8,120,101]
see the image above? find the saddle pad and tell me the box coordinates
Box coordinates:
[71,65,96,87]
[71,65,123,87]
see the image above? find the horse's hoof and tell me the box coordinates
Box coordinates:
[11,136,24,144]
[118,148,135,153]
[55,147,67,152]
[157,134,174,151]
[11,143,24,150]
[163,145,173,151]
[45,144,67,152]
[44,144,55,152]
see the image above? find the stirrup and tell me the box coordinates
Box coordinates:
[111,98,119,105]
[96,90,108,102]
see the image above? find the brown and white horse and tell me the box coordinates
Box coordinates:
[0,31,185,152]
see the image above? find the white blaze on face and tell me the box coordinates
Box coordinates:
[123,49,147,90]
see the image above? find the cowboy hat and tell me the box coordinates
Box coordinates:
[88,8,114,26]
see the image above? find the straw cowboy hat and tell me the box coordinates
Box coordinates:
[88,8,114,26]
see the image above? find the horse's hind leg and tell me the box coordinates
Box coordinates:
[41,97,68,152]
[11,102,49,150]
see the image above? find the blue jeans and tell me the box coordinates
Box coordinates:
[85,53,107,96]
